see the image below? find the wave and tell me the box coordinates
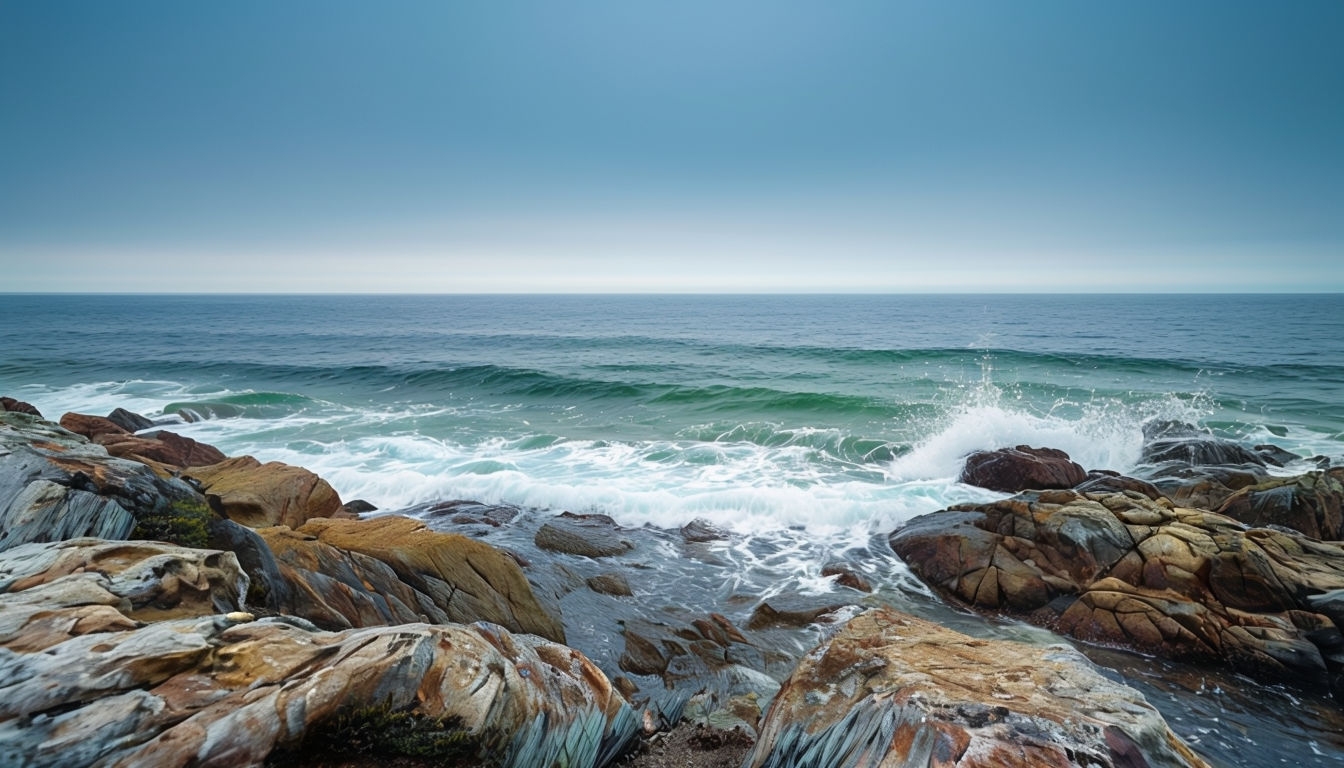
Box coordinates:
[161,392,327,421]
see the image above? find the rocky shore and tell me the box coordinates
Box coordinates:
[2,396,1342,766]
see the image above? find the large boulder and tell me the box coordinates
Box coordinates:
[1215,468,1344,541]
[746,608,1208,768]
[959,445,1086,493]
[0,413,206,553]
[890,489,1344,697]
[185,455,342,529]
[258,515,566,642]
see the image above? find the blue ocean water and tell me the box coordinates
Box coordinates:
[3,294,1341,530]
[3,293,1344,764]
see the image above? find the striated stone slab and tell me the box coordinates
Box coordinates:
[746,608,1209,768]
[0,414,204,553]
[0,616,637,768]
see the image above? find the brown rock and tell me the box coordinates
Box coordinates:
[746,608,1209,768]
[99,430,227,469]
[0,397,41,417]
[1215,468,1344,540]
[959,445,1087,493]
[258,515,566,642]
[890,488,1344,696]
[185,455,341,529]
[588,572,633,596]
[535,512,635,558]
[58,412,129,441]
[821,563,871,592]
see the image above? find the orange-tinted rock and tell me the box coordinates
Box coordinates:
[891,489,1344,696]
[747,608,1209,768]
[185,456,341,529]
[258,515,565,642]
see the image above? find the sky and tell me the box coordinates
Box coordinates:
[1,1,1341,293]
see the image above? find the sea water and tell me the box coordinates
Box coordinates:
[3,292,1343,765]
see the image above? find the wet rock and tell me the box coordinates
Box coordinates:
[959,445,1086,493]
[0,612,637,768]
[185,455,342,529]
[588,571,634,596]
[746,607,1209,768]
[681,518,731,543]
[890,489,1344,696]
[105,407,154,434]
[259,515,566,642]
[1141,420,1266,468]
[1256,444,1304,468]
[619,614,791,691]
[1215,468,1344,541]
[1148,465,1265,512]
[0,413,205,553]
[0,397,41,417]
[416,498,520,527]
[536,511,635,558]
[746,594,854,630]
[821,563,872,592]
[1074,469,1164,500]
[338,498,379,517]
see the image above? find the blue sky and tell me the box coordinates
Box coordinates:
[2,1,1341,292]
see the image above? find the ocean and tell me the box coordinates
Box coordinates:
[3,292,1344,765]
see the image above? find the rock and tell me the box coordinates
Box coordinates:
[1148,465,1265,512]
[746,594,854,630]
[890,489,1344,696]
[821,563,872,592]
[185,455,342,529]
[619,613,791,691]
[1074,469,1164,500]
[415,498,520,527]
[258,515,566,642]
[105,407,155,433]
[959,445,1086,493]
[0,537,249,633]
[0,614,637,768]
[588,571,634,596]
[339,498,379,517]
[0,413,206,553]
[536,511,635,558]
[1140,420,1266,468]
[1215,468,1344,541]
[57,412,128,441]
[98,429,228,469]
[0,397,41,417]
[681,518,731,543]
[746,608,1209,768]
[1256,444,1304,467]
